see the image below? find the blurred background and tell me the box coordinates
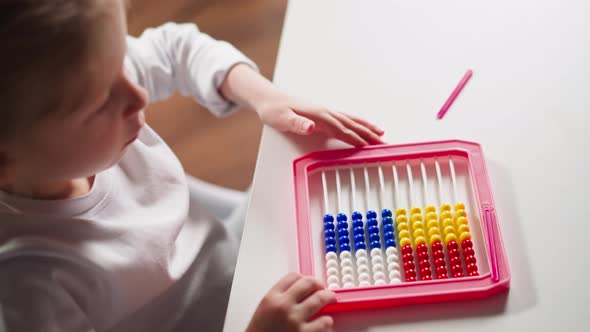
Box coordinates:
[127,0,288,190]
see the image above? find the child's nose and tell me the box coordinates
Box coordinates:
[123,78,148,118]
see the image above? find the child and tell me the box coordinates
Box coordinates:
[0,1,385,331]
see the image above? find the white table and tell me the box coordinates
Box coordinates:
[224,0,590,330]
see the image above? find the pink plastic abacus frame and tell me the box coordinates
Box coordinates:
[293,140,510,312]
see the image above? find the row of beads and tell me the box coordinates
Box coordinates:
[440,204,464,278]
[410,207,432,280]
[455,203,479,276]
[382,209,402,284]
[336,214,355,288]
[366,210,387,285]
[396,208,417,282]
[425,205,448,279]
[352,211,371,286]
[323,214,341,289]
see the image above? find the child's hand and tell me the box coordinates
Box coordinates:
[246,272,336,332]
[256,96,385,147]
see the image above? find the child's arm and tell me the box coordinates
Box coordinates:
[246,273,336,332]
[220,64,385,147]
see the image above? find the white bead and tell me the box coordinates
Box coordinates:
[326,267,339,276]
[389,277,402,284]
[358,273,371,282]
[355,249,368,258]
[374,279,387,286]
[342,274,354,284]
[389,270,402,280]
[340,258,353,268]
[357,265,370,275]
[340,251,352,259]
[371,248,383,257]
[341,266,354,276]
[372,264,385,273]
[387,262,401,272]
[371,255,384,266]
[373,271,386,281]
[328,283,340,290]
[356,256,369,267]
[343,282,355,288]
[326,252,338,261]
[359,281,371,287]
[326,259,339,269]
[386,247,399,256]
[327,275,340,285]
[386,254,400,264]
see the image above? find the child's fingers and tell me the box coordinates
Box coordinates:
[343,113,385,136]
[315,114,368,146]
[270,272,302,293]
[285,276,324,303]
[302,315,334,332]
[297,289,336,321]
[330,112,385,145]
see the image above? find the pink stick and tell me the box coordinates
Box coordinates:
[437,69,473,119]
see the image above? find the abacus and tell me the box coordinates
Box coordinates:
[293,140,510,312]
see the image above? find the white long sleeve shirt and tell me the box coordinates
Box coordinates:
[0,23,255,332]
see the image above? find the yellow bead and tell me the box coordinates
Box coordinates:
[396,215,408,224]
[426,212,438,221]
[440,204,451,212]
[413,229,425,238]
[440,211,453,220]
[460,232,472,242]
[397,222,409,231]
[398,230,411,240]
[455,210,467,219]
[427,220,440,229]
[400,238,411,247]
[396,208,407,216]
[428,228,440,237]
[443,226,456,236]
[442,218,455,228]
[454,203,465,211]
[458,224,470,233]
[411,214,423,223]
[425,205,436,214]
[410,207,422,215]
[412,221,425,230]
[430,234,441,244]
[456,217,468,226]
[414,236,427,245]
[445,233,457,243]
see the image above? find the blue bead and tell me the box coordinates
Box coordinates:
[354,234,365,243]
[337,221,349,229]
[382,216,394,225]
[337,213,348,222]
[366,210,377,219]
[368,225,380,235]
[367,219,378,227]
[370,241,382,249]
[384,231,395,240]
[383,224,394,233]
[323,214,334,222]
[325,237,336,246]
[352,211,363,220]
[381,209,393,217]
[352,219,364,228]
[324,222,335,230]
[386,239,397,248]
[338,229,349,237]
[325,244,337,253]
[353,226,365,235]
[324,229,336,238]
[341,244,351,252]
[355,242,367,250]
[339,236,350,245]
[369,233,381,242]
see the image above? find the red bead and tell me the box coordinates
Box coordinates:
[419,260,431,269]
[463,247,475,256]
[462,239,473,248]
[436,265,448,274]
[448,248,460,258]
[402,253,414,262]
[465,255,477,265]
[406,277,417,282]
[405,270,417,279]
[433,250,445,259]
[466,263,478,273]
[418,251,429,261]
[421,272,432,280]
[447,241,459,250]
[417,243,428,252]
[453,273,463,278]
[450,256,462,266]
[432,241,443,251]
[404,261,416,270]
[437,274,448,279]
[402,245,413,255]
[452,265,464,274]
[434,258,446,267]
[468,271,480,276]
